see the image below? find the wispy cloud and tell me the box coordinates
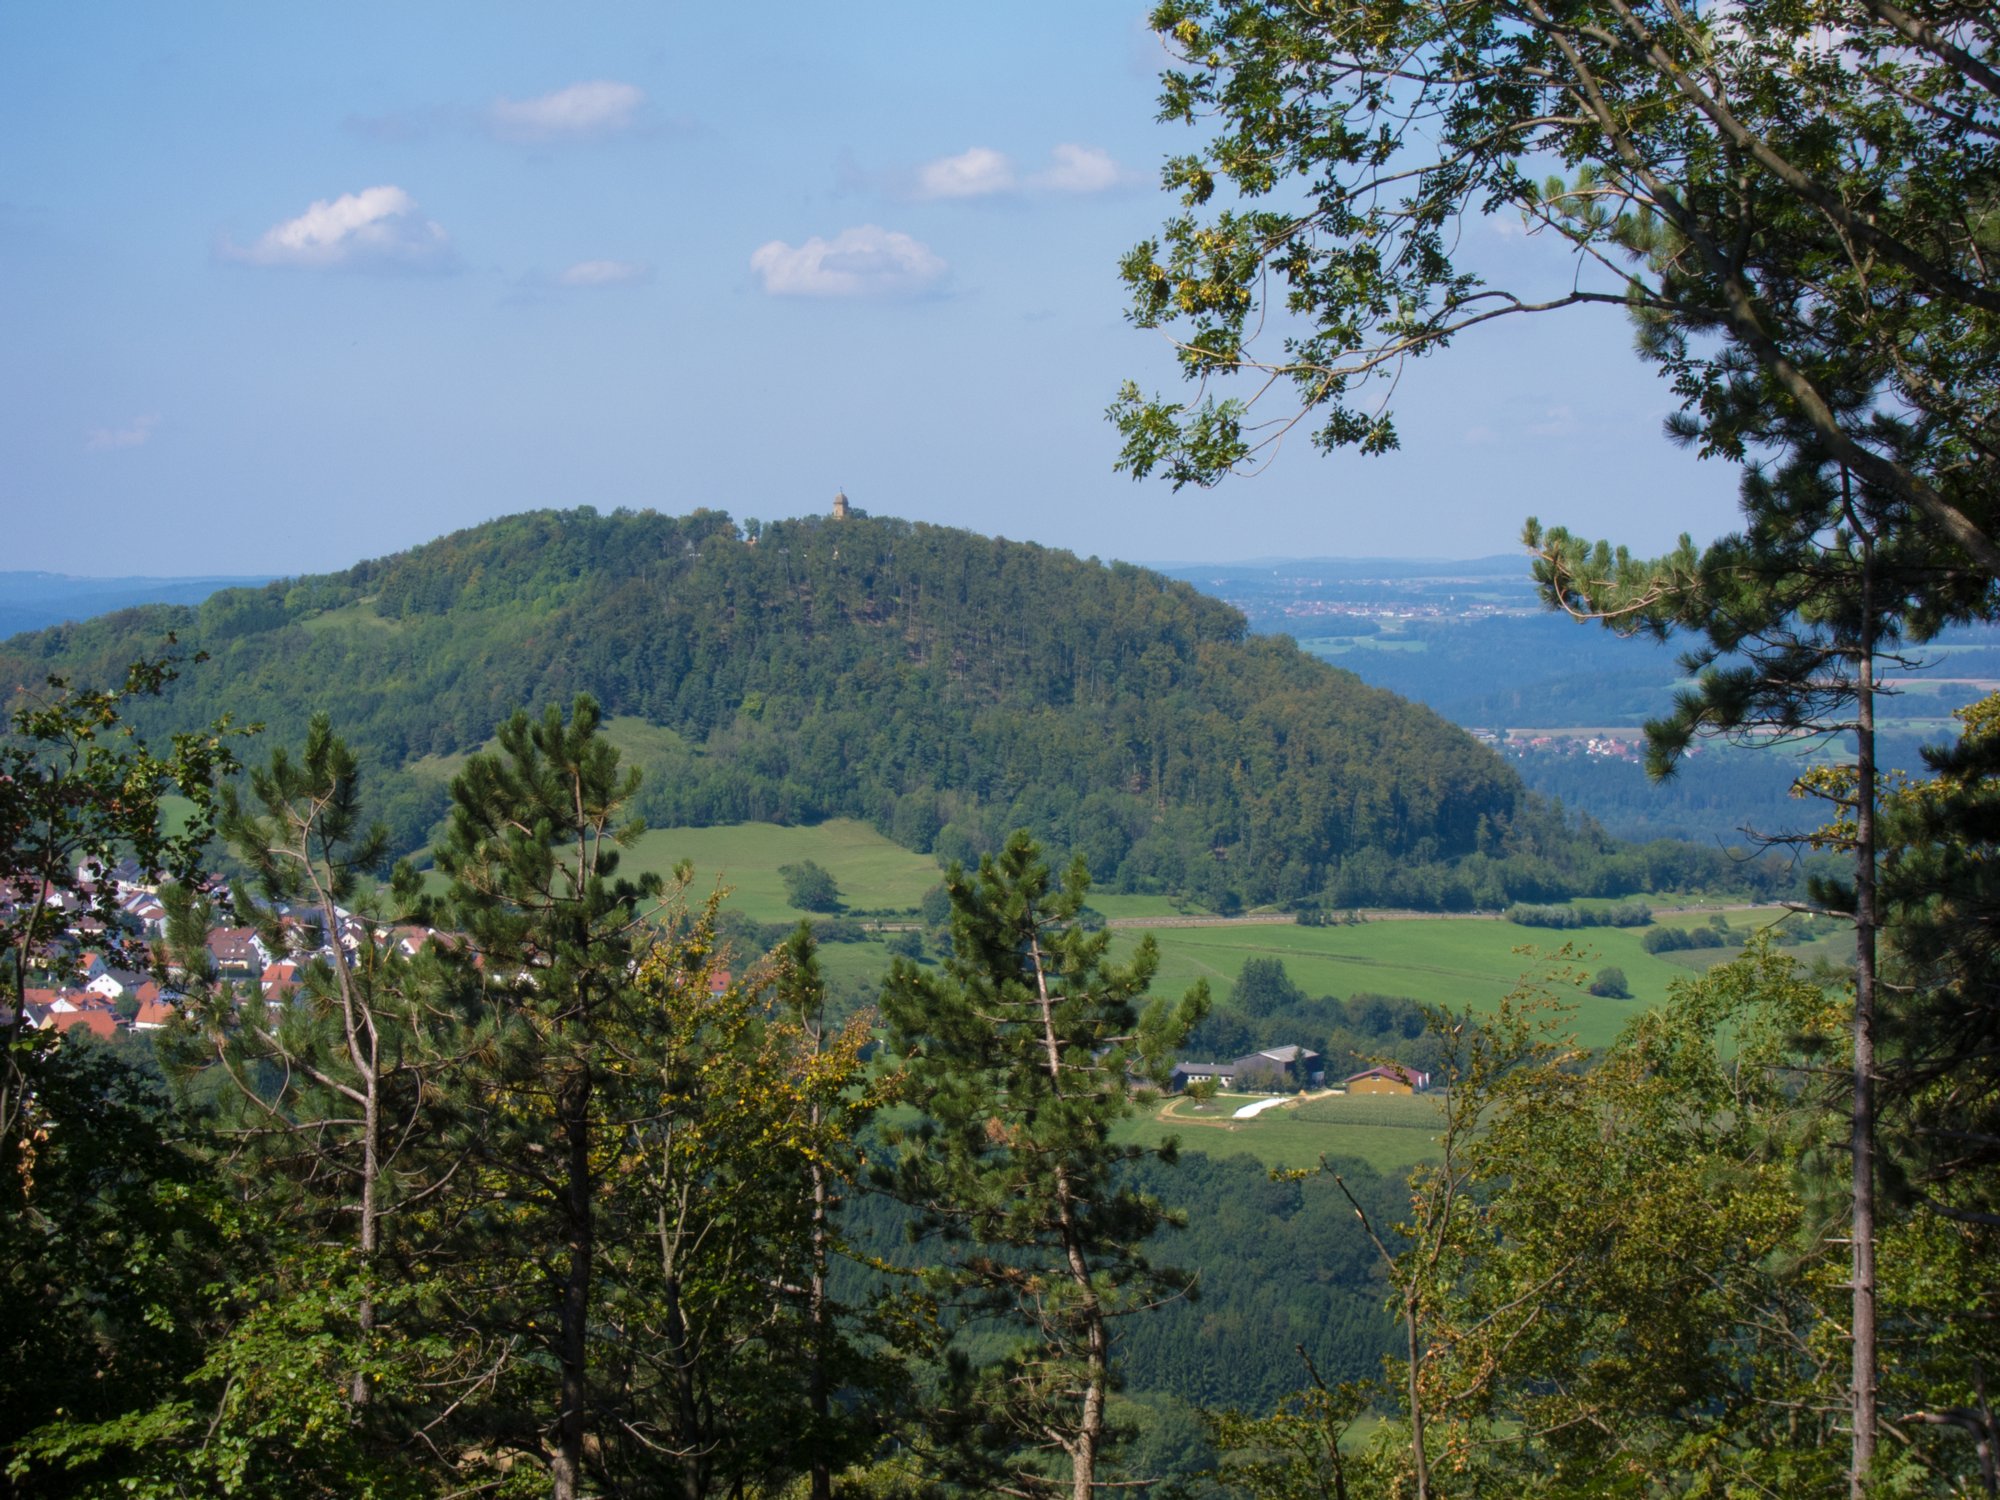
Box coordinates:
[749,225,946,298]
[488,81,643,142]
[220,186,455,272]
[1033,143,1120,193]
[908,143,1123,200]
[87,413,160,450]
[915,147,1016,200]
[558,259,652,287]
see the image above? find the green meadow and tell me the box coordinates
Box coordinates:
[1115,1090,1446,1174]
[623,818,939,921]
[1113,916,1696,1050]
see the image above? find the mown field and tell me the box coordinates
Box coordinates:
[1115,1090,1446,1174]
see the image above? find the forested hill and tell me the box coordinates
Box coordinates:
[3,507,1647,908]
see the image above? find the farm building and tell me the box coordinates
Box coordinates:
[1171,1045,1324,1094]
[1169,1061,1236,1091]
[1344,1064,1431,1096]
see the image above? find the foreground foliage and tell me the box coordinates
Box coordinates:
[1201,945,1997,1497]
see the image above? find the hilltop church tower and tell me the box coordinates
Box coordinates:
[832,489,850,521]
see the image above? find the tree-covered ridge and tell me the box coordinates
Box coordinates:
[3,507,1595,909]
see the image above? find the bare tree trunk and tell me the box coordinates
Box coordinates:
[324,898,381,1412]
[1026,935,1109,1500]
[1851,530,1880,1497]
[552,1067,593,1500]
[1333,1173,1429,1500]
[808,1137,833,1500]
[1061,1209,1106,1500]
[1405,1284,1432,1500]
[352,1064,379,1408]
[661,1268,706,1500]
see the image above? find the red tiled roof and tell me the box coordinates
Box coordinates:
[52,1009,121,1039]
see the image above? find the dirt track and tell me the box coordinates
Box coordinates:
[1156,1088,1340,1129]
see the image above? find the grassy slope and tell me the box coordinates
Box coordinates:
[622,818,940,920]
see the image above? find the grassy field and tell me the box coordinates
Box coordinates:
[1114,1090,1445,1173]
[297,599,402,635]
[623,818,941,922]
[1087,892,1211,921]
[1115,917,1689,1049]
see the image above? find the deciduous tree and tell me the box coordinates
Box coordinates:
[1114,0,1999,578]
[180,714,465,1418]
[1,655,235,1178]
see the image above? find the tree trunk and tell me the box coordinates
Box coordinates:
[353,1063,379,1408]
[332,916,380,1412]
[552,1066,593,1500]
[1031,936,1109,1499]
[1061,1209,1106,1500]
[1851,533,1880,1497]
[808,1132,833,1500]
[661,1269,706,1500]
[1406,1285,1432,1500]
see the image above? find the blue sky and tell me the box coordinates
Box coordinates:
[2,2,1745,577]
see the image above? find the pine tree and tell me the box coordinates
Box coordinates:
[430,694,661,1500]
[1531,402,1995,1488]
[880,831,1208,1498]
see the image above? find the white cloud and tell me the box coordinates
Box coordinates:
[1033,143,1120,194]
[915,146,1016,200]
[221,186,454,272]
[86,413,160,450]
[557,259,652,287]
[749,225,947,298]
[489,81,643,141]
[908,143,1123,200]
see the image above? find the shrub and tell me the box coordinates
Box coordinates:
[1588,966,1632,999]
[779,859,841,913]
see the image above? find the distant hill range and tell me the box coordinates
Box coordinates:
[1157,556,2000,843]
[0,571,277,639]
[0,507,1743,912]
